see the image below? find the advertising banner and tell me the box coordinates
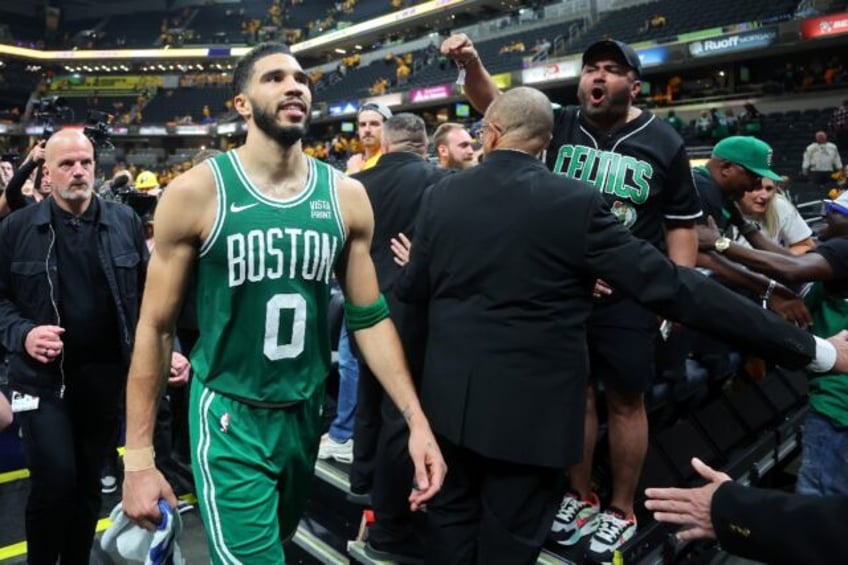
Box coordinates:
[636,46,669,69]
[688,27,777,57]
[51,75,162,92]
[174,125,211,136]
[328,101,358,116]
[801,12,848,39]
[409,83,452,103]
[521,59,580,84]
[491,72,512,90]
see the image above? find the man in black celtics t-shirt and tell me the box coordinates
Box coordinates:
[442,35,702,559]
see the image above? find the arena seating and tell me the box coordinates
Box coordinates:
[570,0,797,52]
[99,12,168,47]
[316,19,575,103]
[190,1,277,45]
[141,87,231,124]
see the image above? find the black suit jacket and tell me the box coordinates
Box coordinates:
[396,150,817,468]
[353,152,449,293]
[353,152,449,382]
[713,481,848,563]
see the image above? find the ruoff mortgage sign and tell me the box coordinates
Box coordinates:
[688,27,777,58]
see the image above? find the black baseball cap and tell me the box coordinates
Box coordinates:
[582,39,641,76]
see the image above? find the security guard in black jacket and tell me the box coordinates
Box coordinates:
[351,113,450,562]
[0,129,147,564]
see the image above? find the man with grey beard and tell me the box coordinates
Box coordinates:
[0,128,176,564]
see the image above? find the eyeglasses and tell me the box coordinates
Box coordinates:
[476,121,502,143]
[822,200,848,217]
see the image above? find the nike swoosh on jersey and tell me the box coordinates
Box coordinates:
[230,202,259,213]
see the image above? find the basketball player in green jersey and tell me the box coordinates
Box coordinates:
[120,42,446,563]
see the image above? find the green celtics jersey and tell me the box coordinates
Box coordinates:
[191,151,346,404]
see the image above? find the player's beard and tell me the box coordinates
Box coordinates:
[578,85,631,129]
[252,99,310,148]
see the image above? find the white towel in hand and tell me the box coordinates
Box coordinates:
[100,499,185,565]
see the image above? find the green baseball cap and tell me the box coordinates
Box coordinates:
[712,136,782,181]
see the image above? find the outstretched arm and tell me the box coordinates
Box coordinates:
[335,176,446,510]
[123,165,213,529]
[697,216,833,284]
[648,457,848,563]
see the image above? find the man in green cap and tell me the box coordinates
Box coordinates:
[694,135,812,325]
[694,136,783,233]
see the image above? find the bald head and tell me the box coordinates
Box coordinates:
[45,129,94,163]
[484,87,553,155]
[45,128,96,206]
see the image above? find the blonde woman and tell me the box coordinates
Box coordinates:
[733,177,815,255]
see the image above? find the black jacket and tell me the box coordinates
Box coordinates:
[713,481,848,564]
[396,150,817,468]
[353,152,449,382]
[0,197,147,395]
[353,152,450,293]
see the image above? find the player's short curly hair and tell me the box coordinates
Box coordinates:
[232,42,293,98]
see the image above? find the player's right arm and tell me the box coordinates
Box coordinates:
[441,33,500,113]
[122,164,215,529]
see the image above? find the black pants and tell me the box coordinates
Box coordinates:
[17,362,123,565]
[350,294,426,497]
[350,355,381,494]
[368,388,417,545]
[426,436,566,565]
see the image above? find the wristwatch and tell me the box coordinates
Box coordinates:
[715,236,731,253]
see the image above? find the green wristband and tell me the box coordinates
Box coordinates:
[344,294,390,331]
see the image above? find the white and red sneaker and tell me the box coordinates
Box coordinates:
[586,506,637,564]
[550,490,601,546]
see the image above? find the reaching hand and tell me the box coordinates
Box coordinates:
[122,467,178,531]
[391,232,412,266]
[768,294,812,328]
[644,457,730,541]
[407,421,447,512]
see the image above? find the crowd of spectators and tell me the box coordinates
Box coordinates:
[689,102,763,143]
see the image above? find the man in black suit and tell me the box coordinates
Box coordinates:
[645,457,848,563]
[394,86,848,564]
[352,113,449,562]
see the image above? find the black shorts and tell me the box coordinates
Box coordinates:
[587,297,659,394]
